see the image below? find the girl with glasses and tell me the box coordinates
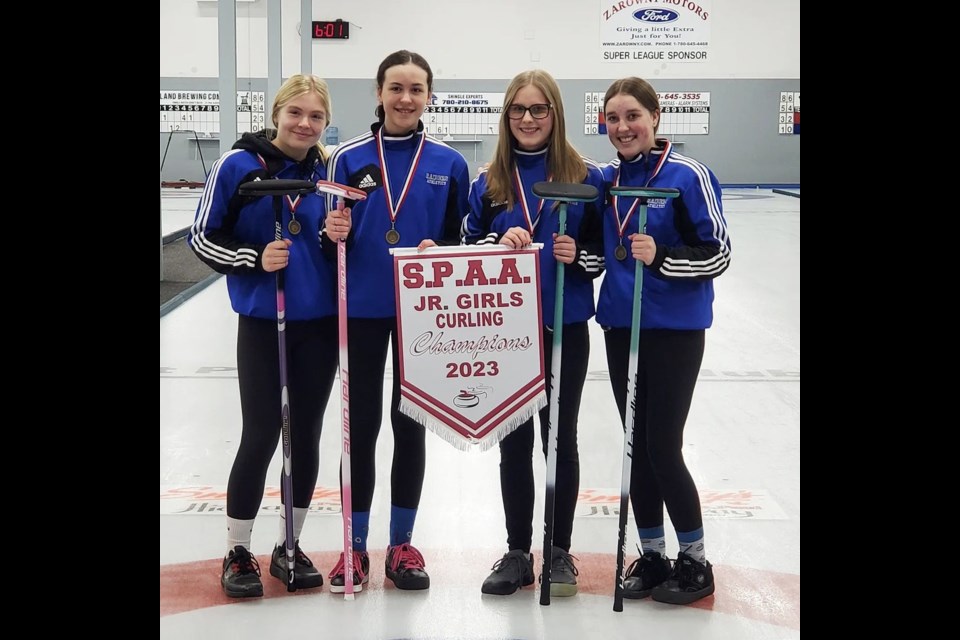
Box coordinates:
[462,69,605,598]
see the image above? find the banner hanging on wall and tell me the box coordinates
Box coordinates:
[598,0,712,64]
[393,245,546,451]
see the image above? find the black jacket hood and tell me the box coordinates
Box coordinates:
[232,129,321,178]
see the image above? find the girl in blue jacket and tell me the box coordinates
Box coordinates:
[462,70,605,598]
[599,77,730,605]
[324,50,470,592]
[190,74,351,598]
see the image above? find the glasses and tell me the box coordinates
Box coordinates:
[506,103,552,120]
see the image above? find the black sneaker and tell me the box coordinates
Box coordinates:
[385,543,430,590]
[651,552,715,605]
[481,550,534,595]
[328,550,370,594]
[622,550,672,599]
[269,542,323,589]
[549,546,579,597]
[221,545,263,598]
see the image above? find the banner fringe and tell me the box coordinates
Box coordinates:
[399,393,547,452]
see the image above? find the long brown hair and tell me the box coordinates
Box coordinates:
[603,77,661,135]
[485,70,586,208]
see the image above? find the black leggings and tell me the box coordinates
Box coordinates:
[227,315,338,519]
[604,328,704,533]
[345,317,426,512]
[499,321,589,553]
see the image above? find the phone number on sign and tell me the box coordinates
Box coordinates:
[659,93,701,100]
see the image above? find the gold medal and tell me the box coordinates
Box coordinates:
[615,244,628,261]
[385,228,400,245]
[288,218,301,235]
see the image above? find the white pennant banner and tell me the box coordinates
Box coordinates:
[392,245,546,450]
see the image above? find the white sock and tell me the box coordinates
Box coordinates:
[277,507,310,547]
[640,535,667,558]
[679,537,706,564]
[226,517,255,556]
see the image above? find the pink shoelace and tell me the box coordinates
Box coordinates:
[327,550,367,580]
[388,543,426,571]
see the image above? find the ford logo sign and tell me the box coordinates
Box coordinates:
[633,9,680,23]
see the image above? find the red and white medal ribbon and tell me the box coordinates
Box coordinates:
[376,128,427,235]
[255,153,304,234]
[513,166,548,234]
[612,139,671,242]
[285,193,303,214]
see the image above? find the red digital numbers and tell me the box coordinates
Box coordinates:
[312,21,349,39]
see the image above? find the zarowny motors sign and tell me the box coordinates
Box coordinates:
[599,0,712,63]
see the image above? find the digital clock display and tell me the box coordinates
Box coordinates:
[312,20,349,40]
